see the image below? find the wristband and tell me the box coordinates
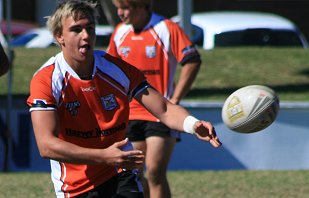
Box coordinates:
[183,115,199,134]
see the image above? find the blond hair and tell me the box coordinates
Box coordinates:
[46,0,98,38]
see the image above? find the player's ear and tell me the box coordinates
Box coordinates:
[56,34,64,45]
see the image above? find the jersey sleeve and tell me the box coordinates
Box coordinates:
[165,20,201,65]
[106,25,121,58]
[103,53,150,99]
[27,65,57,111]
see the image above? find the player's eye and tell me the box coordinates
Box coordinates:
[70,27,82,33]
[86,26,95,34]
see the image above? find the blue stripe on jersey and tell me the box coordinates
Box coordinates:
[143,13,166,31]
[131,80,153,99]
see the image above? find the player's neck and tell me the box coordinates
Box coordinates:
[133,11,151,32]
[76,63,94,80]
[64,55,94,79]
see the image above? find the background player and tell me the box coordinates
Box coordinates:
[107,0,201,197]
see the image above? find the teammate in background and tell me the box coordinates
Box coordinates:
[107,0,201,197]
[0,43,9,76]
[27,0,220,197]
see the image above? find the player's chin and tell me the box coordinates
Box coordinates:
[122,18,130,24]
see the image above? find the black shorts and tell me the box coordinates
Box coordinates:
[75,170,143,198]
[127,120,181,141]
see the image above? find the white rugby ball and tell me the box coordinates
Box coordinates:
[222,85,279,133]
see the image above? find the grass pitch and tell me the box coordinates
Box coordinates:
[1,170,309,197]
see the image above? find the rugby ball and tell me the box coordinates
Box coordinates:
[222,85,279,133]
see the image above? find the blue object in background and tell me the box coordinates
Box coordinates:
[1,102,309,172]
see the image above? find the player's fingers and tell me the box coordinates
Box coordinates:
[211,127,218,136]
[211,127,222,145]
[129,154,144,161]
[121,153,144,166]
[113,138,129,148]
[210,138,222,147]
[199,121,216,135]
[121,156,144,169]
[125,150,144,158]
[203,136,211,141]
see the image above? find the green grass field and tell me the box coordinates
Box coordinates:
[1,47,309,101]
[1,170,309,197]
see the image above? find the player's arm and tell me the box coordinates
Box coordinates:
[135,87,221,148]
[168,20,202,104]
[30,110,144,168]
[106,26,121,58]
[170,60,200,104]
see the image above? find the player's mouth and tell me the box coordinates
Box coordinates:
[79,44,91,55]
[121,17,129,23]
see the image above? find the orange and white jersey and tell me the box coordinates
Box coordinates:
[107,13,200,122]
[27,50,147,198]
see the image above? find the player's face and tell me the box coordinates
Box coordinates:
[56,16,96,67]
[115,2,139,25]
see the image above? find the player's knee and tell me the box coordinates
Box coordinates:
[146,168,166,185]
[147,173,161,185]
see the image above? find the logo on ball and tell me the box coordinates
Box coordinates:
[222,85,280,133]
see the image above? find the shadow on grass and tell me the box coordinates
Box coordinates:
[298,68,309,77]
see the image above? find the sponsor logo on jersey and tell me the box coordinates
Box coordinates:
[131,36,144,40]
[101,94,118,111]
[81,86,96,92]
[65,122,126,138]
[65,101,81,116]
[120,47,131,57]
[146,45,156,58]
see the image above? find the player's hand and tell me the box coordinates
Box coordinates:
[103,138,144,169]
[193,121,222,148]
